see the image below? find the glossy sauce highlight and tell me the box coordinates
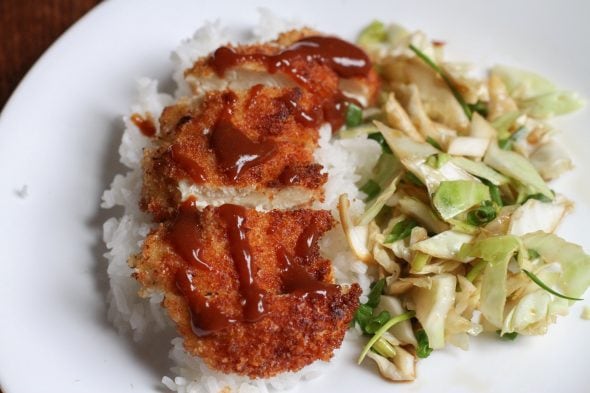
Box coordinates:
[210,92,276,181]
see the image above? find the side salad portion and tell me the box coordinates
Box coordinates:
[338,21,589,381]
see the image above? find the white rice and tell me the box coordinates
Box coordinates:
[102,11,379,393]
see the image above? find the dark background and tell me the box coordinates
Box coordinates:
[0,0,101,111]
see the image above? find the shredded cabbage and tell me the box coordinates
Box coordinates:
[491,65,585,118]
[523,232,590,299]
[451,157,509,186]
[508,199,568,236]
[412,274,457,349]
[491,65,556,99]
[484,141,553,199]
[347,21,587,382]
[433,180,490,220]
[412,230,474,261]
[520,91,585,119]
[459,236,521,327]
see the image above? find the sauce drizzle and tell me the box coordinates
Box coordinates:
[209,36,370,131]
[278,247,340,299]
[278,166,302,185]
[168,201,213,271]
[321,91,358,132]
[275,89,323,128]
[275,86,359,131]
[169,203,339,335]
[175,270,235,336]
[295,221,321,260]
[209,36,371,80]
[218,204,268,322]
[210,92,277,181]
[131,113,157,137]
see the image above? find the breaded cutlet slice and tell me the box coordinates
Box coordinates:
[141,85,328,222]
[185,28,380,107]
[130,204,361,378]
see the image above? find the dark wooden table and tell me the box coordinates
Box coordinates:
[0,2,101,391]
[0,0,101,111]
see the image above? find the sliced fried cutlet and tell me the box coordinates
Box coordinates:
[141,85,329,221]
[185,28,380,108]
[130,203,361,378]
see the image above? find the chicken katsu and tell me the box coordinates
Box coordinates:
[140,86,328,221]
[129,29,377,378]
[141,30,380,221]
[185,28,380,107]
[131,203,361,377]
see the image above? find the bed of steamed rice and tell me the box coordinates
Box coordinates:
[101,12,380,393]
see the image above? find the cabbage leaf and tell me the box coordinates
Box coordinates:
[411,230,474,261]
[522,232,590,299]
[459,236,521,327]
[433,180,490,220]
[412,273,456,349]
[450,157,509,186]
[484,141,553,199]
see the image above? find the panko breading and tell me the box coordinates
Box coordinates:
[141,86,328,221]
[185,29,380,107]
[131,30,375,379]
[131,204,361,378]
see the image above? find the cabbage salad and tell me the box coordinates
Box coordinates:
[338,21,589,381]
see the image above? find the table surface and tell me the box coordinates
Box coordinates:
[0,2,100,393]
[0,0,101,111]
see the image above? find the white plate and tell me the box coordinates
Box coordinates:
[1,0,589,392]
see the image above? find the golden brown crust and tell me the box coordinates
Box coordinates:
[130,29,376,378]
[139,149,183,221]
[185,28,380,105]
[141,30,380,221]
[140,86,327,221]
[131,207,361,377]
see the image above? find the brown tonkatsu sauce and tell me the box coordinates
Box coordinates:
[275,88,323,127]
[169,201,235,336]
[210,36,371,131]
[175,270,236,336]
[322,91,361,132]
[277,166,303,185]
[217,204,269,322]
[278,248,340,299]
[275,88,356,132]
[130,113,157,137]
[168,201,212,271]
[210,92,277,181]
[295,221,322,261]
[209,36,371,80]
[168,203,339,336]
